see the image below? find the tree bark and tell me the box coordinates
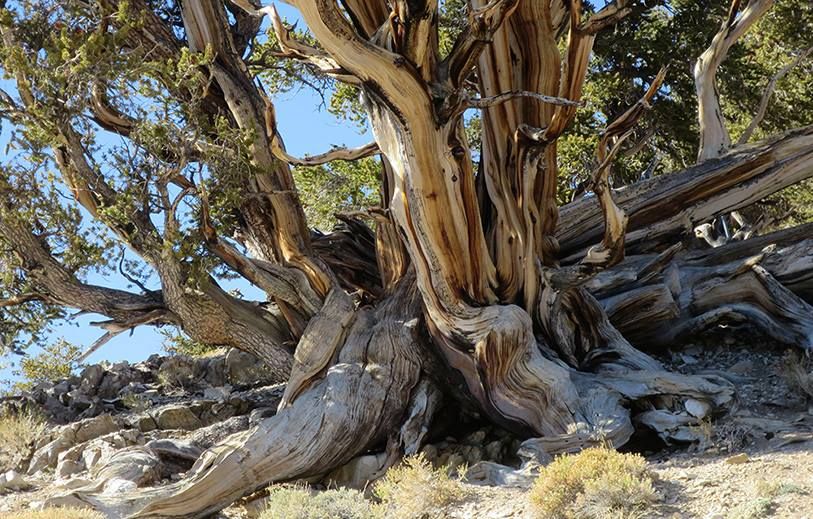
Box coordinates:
[4,1,813,517]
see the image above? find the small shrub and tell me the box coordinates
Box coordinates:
[729,479,809,519]
[0,408,47,471]
[160,328,221,357]
[373,453,468,519]
[529,447,657,519]
[259,485,377,519]
[0,507,105,518]
[15,339,81,392]
[782,350,813,400]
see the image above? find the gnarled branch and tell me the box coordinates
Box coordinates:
[738,46,813,145]
[695,0,774,161]
[271,140,379,166]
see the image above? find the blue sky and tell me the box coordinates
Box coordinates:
[0,3,372,382]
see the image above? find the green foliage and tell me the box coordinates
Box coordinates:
[260,486,378,519]
[557,0,813,207]
[160,327,220,357]
[15,339,81,391]
[293,157,380,231]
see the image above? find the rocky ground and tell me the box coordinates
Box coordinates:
[0,334,811,518]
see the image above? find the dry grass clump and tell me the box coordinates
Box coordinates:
[0,409,47,471]
[529,447,657,519]
[728,479,808,519]
[782,350,813,400]
[0,507,105,519]
[259,486,377,519]
[259,454,467,519]
[373,453,468,519]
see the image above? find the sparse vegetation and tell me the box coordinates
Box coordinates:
[373,453,468,519]
[14,340,81,392]
[160,328,222,358]
[529,447,657,519]
[259,486,377,519]
[729,480,809,519]
[0,507,104,518]
[0,408,47,471]
[782,350,813,401]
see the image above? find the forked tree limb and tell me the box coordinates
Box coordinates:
[581,67,666,269]
[738,46,813,145]
[695,0,774,161]
[263,4,361,84]
[441,0,520,88]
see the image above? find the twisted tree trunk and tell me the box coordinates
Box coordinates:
[2,0,813,517]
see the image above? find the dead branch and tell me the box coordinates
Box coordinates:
[271,140,380,166]
[738,46,813,145]
[695,0,774,160]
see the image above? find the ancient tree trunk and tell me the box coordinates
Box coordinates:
[2,0,813,517]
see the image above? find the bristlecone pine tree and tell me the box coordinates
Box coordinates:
[1,0,813,516]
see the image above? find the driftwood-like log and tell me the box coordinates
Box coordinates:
[558,125,813,258]
[592,227,813,349]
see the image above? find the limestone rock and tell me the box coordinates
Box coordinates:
[158,356,200,389]
[324,452,388,489]
[28,414,121,475]
[464,461,537,488]
[225,349,276,386]
[0,470,30,492]
[725,453,750,464]
[90,446,161,488]
[79,364,105,392]
[154,404,203,430]
[685,398,712,419]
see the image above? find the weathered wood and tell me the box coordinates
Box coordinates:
[593,229,813,349]
[47,278,427,518]
[558,125,813,258]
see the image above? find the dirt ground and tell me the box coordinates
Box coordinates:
[443,335,813,519]
[2,334,812,518]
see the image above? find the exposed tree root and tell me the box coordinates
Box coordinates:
[45,279,428,518]
[595,233,813,349]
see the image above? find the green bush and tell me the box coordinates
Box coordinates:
[529,447,657,519]
[373,453,468,519]
[259,486,377,519]
[15,339,81,391]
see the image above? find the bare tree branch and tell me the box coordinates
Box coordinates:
[0,293,44,308]
[581,0,633,34]
[463,91,583,111]
[270,140,380,166]
[695,0,774,161]
[738,46,813,145]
